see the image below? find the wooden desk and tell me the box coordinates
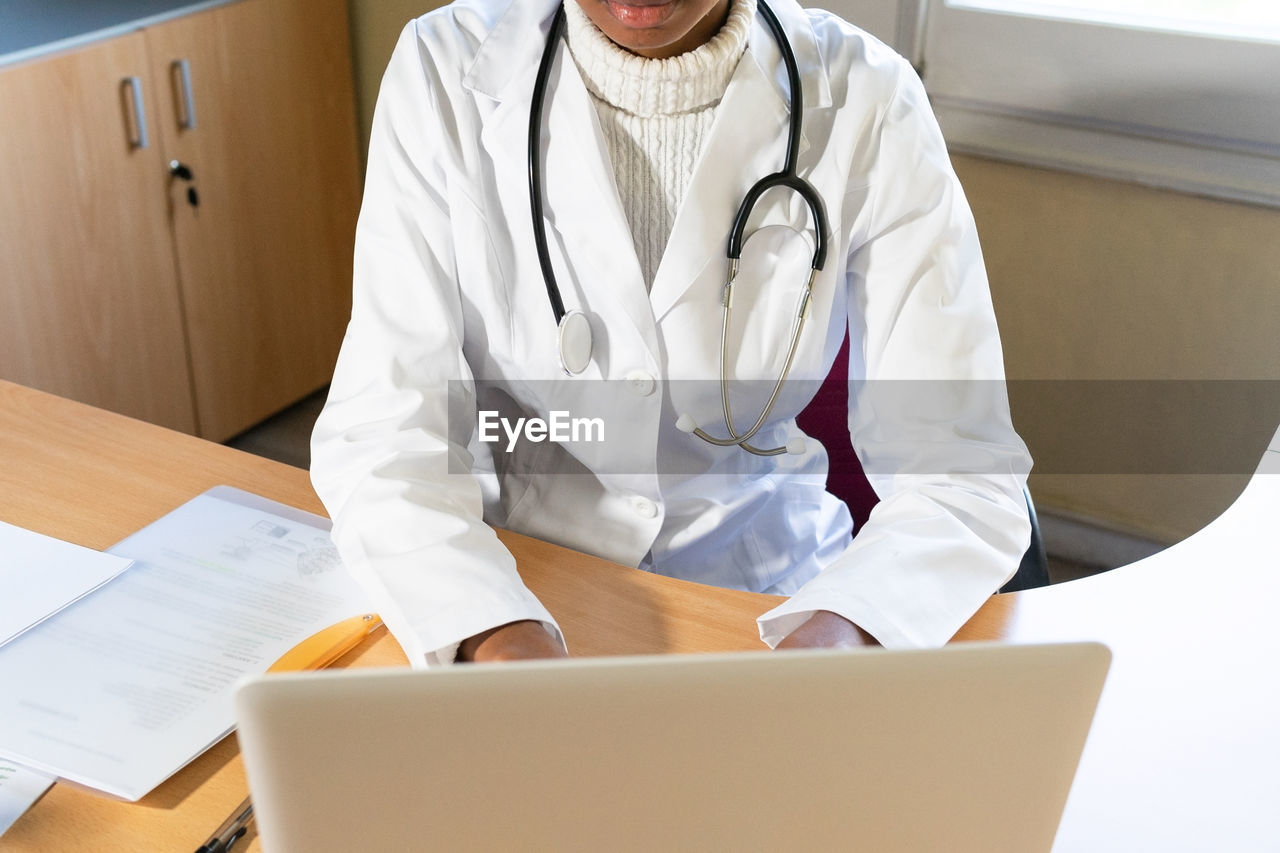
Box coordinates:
[1,380,1276,851]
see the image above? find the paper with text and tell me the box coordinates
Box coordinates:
[0,759,54,836]
[0,488,371,800]
[0,521,132,647]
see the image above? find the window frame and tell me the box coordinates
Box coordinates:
[917,0,1280,207]
[814,0,928,62]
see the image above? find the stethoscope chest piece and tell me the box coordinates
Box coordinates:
[557,309,593,375]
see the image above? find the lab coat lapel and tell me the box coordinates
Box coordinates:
[538,51,656,355]
[463,0,836,361]
[470,1,655,366]
[648,3,830,325]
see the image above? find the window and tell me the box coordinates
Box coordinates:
[819,0,926,58]
[919,0,1280,206]
[961,1,1280,38]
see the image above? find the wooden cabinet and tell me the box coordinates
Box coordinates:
[146,0,361,440]
[0,0,360,441]
[0,31,198,432]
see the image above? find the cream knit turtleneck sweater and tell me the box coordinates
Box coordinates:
[564,0,756,289]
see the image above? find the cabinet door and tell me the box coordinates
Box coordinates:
[146,0,362,442]
[0,34,197,433]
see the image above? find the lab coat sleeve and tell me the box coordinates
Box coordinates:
[310,23,563,666]
[758,61,1032,648]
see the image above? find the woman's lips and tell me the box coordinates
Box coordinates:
[604,0,678,28]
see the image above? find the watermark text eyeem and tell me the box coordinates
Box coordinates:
[478,410,605,453]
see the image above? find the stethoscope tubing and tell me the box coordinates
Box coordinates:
[528,3,570,326]
[728,0,827,271]
[527,0,826,455]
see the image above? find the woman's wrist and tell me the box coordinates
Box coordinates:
[458,620,568,663]
[775,610,878,650]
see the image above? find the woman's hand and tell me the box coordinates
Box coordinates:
[775,610,878,650]
[458,620,568,663]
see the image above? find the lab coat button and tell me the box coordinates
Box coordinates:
[630,496,658,519]
[625,370,656,397]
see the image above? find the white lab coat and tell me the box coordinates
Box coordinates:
[311,0,1032,665]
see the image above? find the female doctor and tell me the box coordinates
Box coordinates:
[311,0,1033,664]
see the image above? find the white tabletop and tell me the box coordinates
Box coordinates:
[1014,436,1280,852]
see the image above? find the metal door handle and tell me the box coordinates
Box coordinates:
[171,59,198,131]
[121,76,149,149]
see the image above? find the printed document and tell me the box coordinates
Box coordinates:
[0,760,54,836]
[0,521,132,647]
[0,487,371,801]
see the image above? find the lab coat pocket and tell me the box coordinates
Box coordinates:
[493,429,557,532]
[746,474,841,594]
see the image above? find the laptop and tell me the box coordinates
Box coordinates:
[235,642,1109,853]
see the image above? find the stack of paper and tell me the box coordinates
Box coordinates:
[0,521,132,647]
[0,762,54,835]
[0,522,134,830]
[0,487,373,801]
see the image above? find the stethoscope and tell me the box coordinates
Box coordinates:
[528,0,827,456]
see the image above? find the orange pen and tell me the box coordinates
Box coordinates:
[266,613,383,673]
